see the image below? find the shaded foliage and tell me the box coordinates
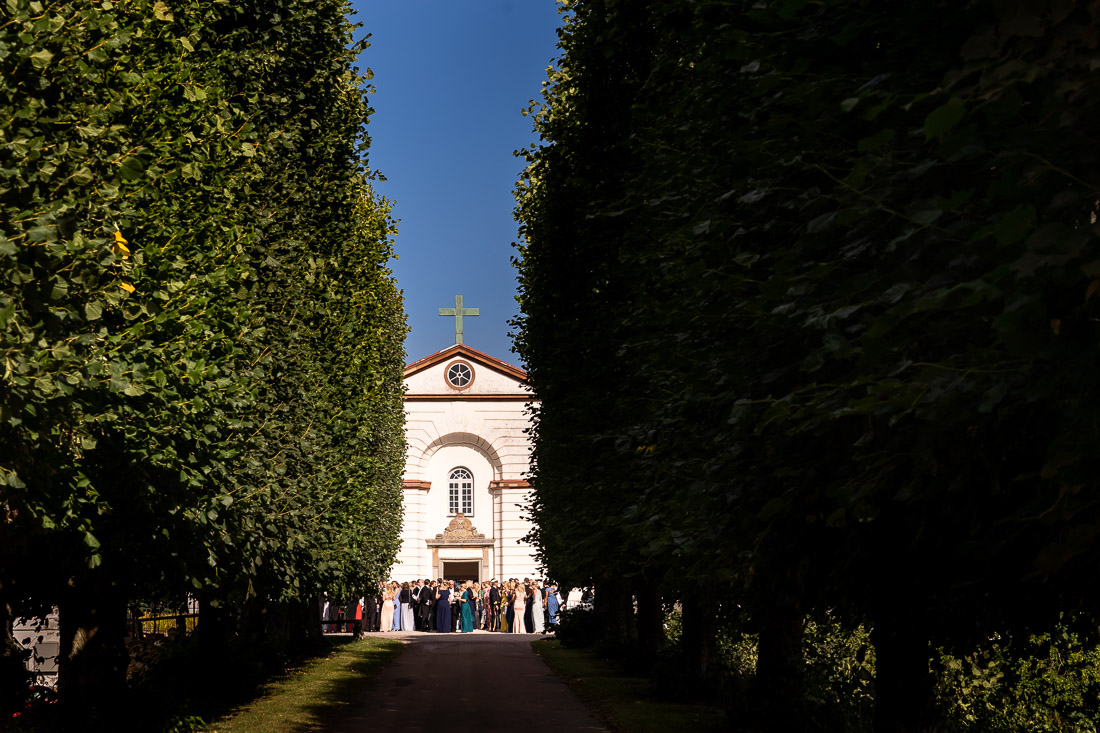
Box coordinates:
[514,1,1100,730]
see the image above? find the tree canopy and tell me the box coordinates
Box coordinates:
[1,0,406,718]
[513,1,1100,730]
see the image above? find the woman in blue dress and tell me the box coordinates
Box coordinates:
[436,581,452,632]
[391,582,402,631]
[459,581,476,633]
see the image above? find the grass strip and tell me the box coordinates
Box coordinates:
[207,636,404,732]
[532,639,727,733]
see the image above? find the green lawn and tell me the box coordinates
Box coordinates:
[532,639,728,732]
[206,637,404,732]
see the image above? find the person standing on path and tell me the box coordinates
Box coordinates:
[380,588,394,633]
[488,580,502,631]
[523,581,535,633]
[459,581,476,632]
[364,588,379,632]
[450,583,461,632]
[418,579,434,631]
[546,583,561,627]
[480,581,491,630]
[400,582,415,631]
[436,581,452,632]
[512,583,526,634]
[411,580,423,631]
[532,580,545,634]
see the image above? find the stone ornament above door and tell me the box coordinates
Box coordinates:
[426,513,493,547]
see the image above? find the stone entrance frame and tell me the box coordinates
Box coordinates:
[428,513,494,580]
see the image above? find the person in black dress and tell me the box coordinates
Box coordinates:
[523,581,535,633]
[451,583,461,632]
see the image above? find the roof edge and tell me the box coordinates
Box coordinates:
[404,343,527,382]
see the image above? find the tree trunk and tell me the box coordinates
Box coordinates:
[754,596,805,730]
[0,577,29,719]
[595,575,636,650]
[680,593,718,680]
[197,591,234,667]
[872,612,939,733]
[635,582,663,663]
[57,572,128,725]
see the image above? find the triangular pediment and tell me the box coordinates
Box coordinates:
[403,344,532,399]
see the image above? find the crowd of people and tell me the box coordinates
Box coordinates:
[323,578,564,635]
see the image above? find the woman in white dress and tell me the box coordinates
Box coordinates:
[532,580,545,633]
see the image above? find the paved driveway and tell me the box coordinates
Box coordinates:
[327,631,605,732]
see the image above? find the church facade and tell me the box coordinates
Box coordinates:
[390,343,540,582]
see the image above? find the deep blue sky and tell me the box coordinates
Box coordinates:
[348,1,564,367]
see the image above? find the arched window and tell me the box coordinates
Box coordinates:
[448,467,474,515]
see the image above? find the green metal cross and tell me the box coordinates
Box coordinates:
[439,294,479,345]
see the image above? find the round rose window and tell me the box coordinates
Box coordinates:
[446,361,473,389]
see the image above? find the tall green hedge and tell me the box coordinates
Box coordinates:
[0,0,405,717]
[514,1,1100,730]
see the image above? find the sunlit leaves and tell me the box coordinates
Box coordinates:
[1,0,406,653]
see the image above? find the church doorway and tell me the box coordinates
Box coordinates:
[442,560,480,583]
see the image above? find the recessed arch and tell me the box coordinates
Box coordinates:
[412,431,504,482]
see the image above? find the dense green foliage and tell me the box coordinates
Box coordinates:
[0,0,405,719]
[514,1,1100,730]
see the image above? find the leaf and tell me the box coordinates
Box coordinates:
[923,98,966,139]
[910,209,942,226]
[29,49,54,69]
[119,155,145,180]
[807,212,835,234]
[119,281,135,293]
[84,301,103,321]
[840,97,860,112]
[113,231,130,257]
[857,128,895,152]
[153,1,173,21]
[993,205,1036,246]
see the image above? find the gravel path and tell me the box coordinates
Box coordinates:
[327,631,605,732]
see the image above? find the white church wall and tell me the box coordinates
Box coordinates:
[423,444,494,528]
[403,402,531,482]
[391,485,427,579]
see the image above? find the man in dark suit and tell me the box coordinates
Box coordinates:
[488,580,502,631]
[420,580,437,631]
[364,584,381,632]
[411,580,424,631]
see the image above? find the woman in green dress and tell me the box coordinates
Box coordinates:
[459,581,476,633]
